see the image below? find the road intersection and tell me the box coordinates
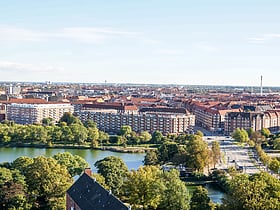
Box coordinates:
[204,136,264,174]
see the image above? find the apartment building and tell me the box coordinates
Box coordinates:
[264,110,280,132]
[78,103,195,135]
[193,102,240,133]
[0,103,6,121]
[224,110,280,134]
[6,99,74,124]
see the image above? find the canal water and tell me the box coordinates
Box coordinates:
[187,183,225,204]
[0,147,225,203]
[0,147,145,171]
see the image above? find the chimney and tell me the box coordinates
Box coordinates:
[84,168,92,176]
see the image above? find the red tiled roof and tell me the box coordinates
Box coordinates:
[6,98,70,104]
[83,103,138,111]
[8,98,48,104]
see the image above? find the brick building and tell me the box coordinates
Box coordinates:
[78,103,195,135]
[224,110,280,134]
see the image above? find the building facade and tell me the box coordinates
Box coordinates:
[6,103,74,124]
[193,102,239,133]
[78,104,195,135]
[224,110,280,135]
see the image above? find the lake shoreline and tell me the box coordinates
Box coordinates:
[0,143,151,153]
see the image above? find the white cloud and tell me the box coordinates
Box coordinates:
[195,42,219,53]
[0,26,45,41]
[57,27,140,43]
[0,61,64,73]
[248,33,280,43]
[0,25,154,44]
[154,49,184,56]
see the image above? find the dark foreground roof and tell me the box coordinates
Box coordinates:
[67,173,129,210]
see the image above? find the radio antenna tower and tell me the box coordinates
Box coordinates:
[260,75,263,96]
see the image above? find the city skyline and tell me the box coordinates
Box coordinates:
[0,1,280,86]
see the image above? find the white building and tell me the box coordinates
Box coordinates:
[7,101,74,124]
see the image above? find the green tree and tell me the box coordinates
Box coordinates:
[53,152,89,177]
[12,124,28,142]
[143,150,159,165]
[157,142,180,164]
[70,124,88,144]
[94,156,128,195]
[139,131,152,143]
[91,173,109,190]
[60,124,74,142]
[25,156,72,209]
[0,124,11,143]
[232,128,249,143]
[116,135,127,145]
[273,138,280,150]
[59,112,82,125]
[221,172,280,210]
[127,131,140,145]
[11,156,34,176]
[159,169,190,210]
[261,128,271,138]
[87,126,100,147]
[0,167,30,209]
[122,166,165,209]
[120,125,132,136]
[186,135,209,172]
[49,125,63,143]
[211,141,221,169]
[246,127,254,139]
[83,119,97,128]
[268,158,280,174]
[25,125,48,143]
[195,130,204,137]
[251,131,264,144]
[42,117,54,126]
[122,166,190,210]
[98,130,109,143]
[190,186,212,210]
[151,130,163,144]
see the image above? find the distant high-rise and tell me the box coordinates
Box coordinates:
[7,84,21,95]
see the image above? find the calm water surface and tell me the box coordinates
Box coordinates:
[187,183,225,204]
[0,147,225,202]
[0,147,145,172]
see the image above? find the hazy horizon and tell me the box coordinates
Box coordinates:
[0,1,279,87]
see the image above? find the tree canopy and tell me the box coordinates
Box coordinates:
[53,152,89,177]
[122,166,190,210]
[190,186,212,210]
[0,167,30,209]
[94,156,128,195]
[231,128,249,143]
[25,156,72,209]
[221,172,280,210]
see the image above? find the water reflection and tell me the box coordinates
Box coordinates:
[187,183,225,204]
[0,147,145,171]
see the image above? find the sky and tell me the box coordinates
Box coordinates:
[0,0,280,87]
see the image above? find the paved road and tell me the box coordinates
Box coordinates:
[204,136,264,174]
